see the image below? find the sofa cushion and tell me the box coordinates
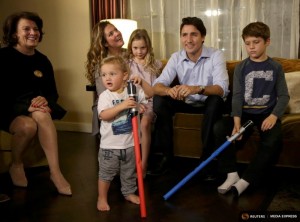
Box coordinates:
[285,71,300,114]
[173,113,203,129]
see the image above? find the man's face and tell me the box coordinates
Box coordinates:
[180,24,205,58]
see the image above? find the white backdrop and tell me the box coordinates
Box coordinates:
[127,0,299,60]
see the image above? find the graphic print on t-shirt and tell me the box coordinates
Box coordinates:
[111,99,132,135]
[244,70,273,106]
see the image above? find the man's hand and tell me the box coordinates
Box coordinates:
[166,85,180,99]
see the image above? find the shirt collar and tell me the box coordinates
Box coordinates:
[180,45,211,63]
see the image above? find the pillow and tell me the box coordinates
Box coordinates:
[285,71,300,114]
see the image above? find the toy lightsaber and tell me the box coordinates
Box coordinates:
[127,81,147,218]
[163,120,254,200]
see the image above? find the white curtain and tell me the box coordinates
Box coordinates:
[127,0,299,60]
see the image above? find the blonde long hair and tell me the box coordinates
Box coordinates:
[127,29,161,76]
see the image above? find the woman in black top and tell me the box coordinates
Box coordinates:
[0,11,71,196]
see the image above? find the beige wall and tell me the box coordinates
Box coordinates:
[0,0,93,132]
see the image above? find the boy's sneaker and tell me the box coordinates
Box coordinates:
[0,193,10,203]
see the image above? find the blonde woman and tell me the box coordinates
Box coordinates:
[85,21,127,136]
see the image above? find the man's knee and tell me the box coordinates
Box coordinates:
[205,95,224,113]
[153,95,171,116]
[153,95,165,109]
[213,117,232,140]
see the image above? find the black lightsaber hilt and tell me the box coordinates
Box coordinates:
[127,80,138,116]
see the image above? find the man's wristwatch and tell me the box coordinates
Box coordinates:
[198,85,205,94]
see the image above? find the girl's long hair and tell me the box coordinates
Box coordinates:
[127,29,161,76]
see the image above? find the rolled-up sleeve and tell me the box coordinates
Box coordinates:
[153,53,179,86]
[210,50,229,98]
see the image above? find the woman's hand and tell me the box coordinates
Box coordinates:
[28,104,52,113]
[28,96,51,113]
[31,96,48,108]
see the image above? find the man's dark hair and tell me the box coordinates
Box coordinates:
[180,17,206,36]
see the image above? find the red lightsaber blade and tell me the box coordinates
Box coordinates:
[131,115,147,218]
[127,80,146,218]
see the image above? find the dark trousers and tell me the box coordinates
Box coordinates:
[151,95,225,161]
[214,113,283,186]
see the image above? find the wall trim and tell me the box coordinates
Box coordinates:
[54,121,92,133]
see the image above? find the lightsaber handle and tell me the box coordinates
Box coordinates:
[127,80,138,116]
[227,120,254,142]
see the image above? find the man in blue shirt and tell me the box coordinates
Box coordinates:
[148,17,229,177]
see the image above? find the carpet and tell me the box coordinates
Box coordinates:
[268,183,300,211]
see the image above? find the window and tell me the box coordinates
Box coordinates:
[127,0,299,60]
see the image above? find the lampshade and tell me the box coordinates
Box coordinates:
[102,19,137,49]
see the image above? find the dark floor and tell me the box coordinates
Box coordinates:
[0,131,299,222]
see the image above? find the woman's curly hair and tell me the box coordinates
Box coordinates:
[85,21,111,85]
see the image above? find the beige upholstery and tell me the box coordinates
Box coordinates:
[172,58,300,168]
[285,71,300,114]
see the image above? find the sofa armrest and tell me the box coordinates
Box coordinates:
[281,114,300,141]
[86,84,96,92]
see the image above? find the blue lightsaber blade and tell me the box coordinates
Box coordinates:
[163,120,254,200]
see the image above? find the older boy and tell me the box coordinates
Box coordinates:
[215,22,290,196]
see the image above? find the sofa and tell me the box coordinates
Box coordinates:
[171,57,300,168]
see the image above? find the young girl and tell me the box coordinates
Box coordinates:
[97,56,153,211]
[127,29,162,177]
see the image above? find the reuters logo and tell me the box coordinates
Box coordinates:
[241,213,249,220]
